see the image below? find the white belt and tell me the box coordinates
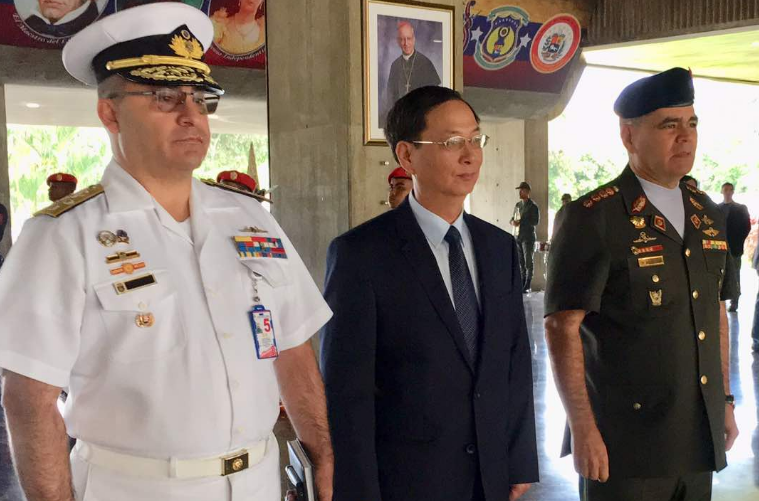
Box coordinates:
[74,435,271,479]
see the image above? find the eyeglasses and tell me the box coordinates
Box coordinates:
[411,134,489,150]
[108,88,220,115]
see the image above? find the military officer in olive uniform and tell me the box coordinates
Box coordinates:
[545,68,739,501]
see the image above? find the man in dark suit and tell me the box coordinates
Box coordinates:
[718,182,751,312]
[321,86,539,501]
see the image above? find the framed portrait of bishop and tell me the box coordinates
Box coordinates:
[363,0,454,145]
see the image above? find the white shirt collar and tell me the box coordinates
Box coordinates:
[402,51,415,61]
[28,1,91,26]
[409,192,466,249]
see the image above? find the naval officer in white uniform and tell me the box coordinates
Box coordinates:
[0,4,334,500]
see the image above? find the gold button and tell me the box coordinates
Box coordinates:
[232,458,244,471]
[685,249,691,257]
[701,375,708,385]
[651,275,660,283]
[633,403,642,411]
[698,331,706,341]
[692,290,699,299]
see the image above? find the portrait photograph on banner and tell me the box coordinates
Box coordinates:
[363,0,453,144]
[11,0,108,42]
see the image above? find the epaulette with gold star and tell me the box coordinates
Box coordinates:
[581,185,620,209]
[34,184,104,218]
[201,179,273,204]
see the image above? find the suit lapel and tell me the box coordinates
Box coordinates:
[394,200,475,373]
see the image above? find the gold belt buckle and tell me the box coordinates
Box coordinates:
[221,450,249,476]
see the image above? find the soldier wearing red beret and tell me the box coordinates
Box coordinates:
[387,166,411,209]
[217,170,257,193]
[47,173,78,202]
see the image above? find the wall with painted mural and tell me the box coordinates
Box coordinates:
[0,0,266,69]
[463,0,590,92]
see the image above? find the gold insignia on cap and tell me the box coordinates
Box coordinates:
[230,172,238,180]
[169,34,204,60]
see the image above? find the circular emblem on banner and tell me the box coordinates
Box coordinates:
[529,14,581,74]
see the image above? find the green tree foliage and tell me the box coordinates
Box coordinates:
[548,150,618,210]
[689,155,751,194]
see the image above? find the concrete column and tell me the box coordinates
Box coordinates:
[470,120,525,233]
[267,0,352,284]
[524,119,549,291]
[0,85,10,258]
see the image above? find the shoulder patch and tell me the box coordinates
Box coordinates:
[201,178,272,204]
[34,184,104,218]
[581,185,620,209]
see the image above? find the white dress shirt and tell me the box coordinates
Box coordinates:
[408,192,481,305]
[0,160,332,500]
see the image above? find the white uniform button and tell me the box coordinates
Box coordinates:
[234,427,244,435]
[230,380,240,390]
[137,301,148,311]
[633,403,642,411]
[222,332,233,339]
[205,287,217,298]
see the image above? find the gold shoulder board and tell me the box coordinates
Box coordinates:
[201,178,272,204]
[34,184,105,218]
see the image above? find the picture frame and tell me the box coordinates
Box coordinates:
[363,0,455,145]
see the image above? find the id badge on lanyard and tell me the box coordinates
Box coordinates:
[248,272,279,360]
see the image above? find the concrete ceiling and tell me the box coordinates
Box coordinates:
[4,84,268,135]
[584,27,759,83]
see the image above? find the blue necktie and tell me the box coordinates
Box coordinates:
[444,226,481,363]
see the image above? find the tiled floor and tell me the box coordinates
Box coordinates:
[2,273,758,501]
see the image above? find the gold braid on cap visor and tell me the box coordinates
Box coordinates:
[106,55,211,75]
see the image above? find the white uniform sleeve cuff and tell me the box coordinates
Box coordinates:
[0,351,70,388]
[277,304,333,352]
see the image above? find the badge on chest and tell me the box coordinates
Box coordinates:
[249,305,278,359]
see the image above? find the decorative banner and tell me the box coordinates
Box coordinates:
[0,0,265,69]
[463,0,582,93]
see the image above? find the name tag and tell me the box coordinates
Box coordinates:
[248,305,278,359]
[638,256,664,268]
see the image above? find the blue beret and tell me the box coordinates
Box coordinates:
[614,67,694,119]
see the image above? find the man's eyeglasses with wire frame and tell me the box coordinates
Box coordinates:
[107,88,221,115]
[411,134,489,151]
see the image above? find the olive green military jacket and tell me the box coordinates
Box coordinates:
[545,166,730,478]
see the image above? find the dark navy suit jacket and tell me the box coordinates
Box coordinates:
[320,198,539,501]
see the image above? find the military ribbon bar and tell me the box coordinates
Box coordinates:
[234,236,288,259]
[702,240,727,251]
